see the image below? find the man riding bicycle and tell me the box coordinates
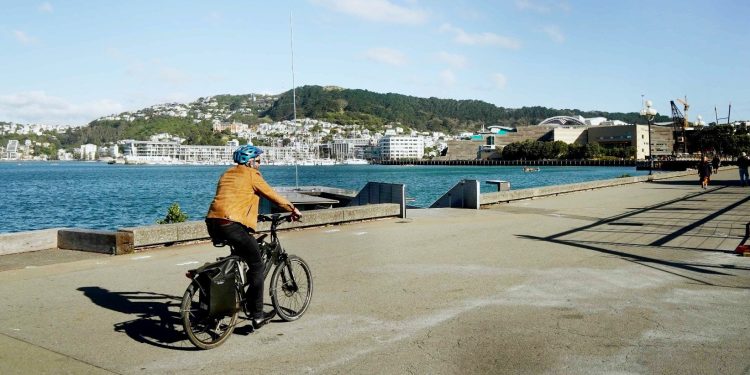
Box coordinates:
[205,145,301,329]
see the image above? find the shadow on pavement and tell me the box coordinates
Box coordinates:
[648,177,746,187]
[517,183,750,289]
[77,286,195,351]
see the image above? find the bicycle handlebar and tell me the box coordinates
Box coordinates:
[257,213,298,224]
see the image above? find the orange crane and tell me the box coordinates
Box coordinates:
[670,96,690,154]
[676,96,689,129]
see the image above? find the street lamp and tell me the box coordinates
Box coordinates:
[640,100,658,175]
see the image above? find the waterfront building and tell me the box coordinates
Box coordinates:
[552,126,588,144]
[4,140,19,160]
[588,124,673,159]
[331,138,372,160]
[378,136,424,160]
[120,139,233,164]
[80,144,98,161]
[119,139,320,164]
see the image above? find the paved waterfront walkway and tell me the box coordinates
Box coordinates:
[0,169,748,374]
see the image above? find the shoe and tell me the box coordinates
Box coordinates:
[252,311,276,329]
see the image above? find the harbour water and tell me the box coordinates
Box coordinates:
[0,162,648,233]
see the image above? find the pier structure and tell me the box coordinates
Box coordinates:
[0,168,748,373]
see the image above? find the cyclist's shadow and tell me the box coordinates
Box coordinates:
[77,286,195,351]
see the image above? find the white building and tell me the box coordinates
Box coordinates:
[5,140,19,159]
[378,136,424,160]
[80,144,98,160]
[120,139,233,164]
[331,138,372,160]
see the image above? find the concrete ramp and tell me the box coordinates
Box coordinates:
[347,182,406,218]
[430,180,480,209]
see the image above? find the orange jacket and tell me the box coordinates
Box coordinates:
[206,165,294,231]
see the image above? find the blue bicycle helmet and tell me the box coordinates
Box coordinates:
[233,145,263,165]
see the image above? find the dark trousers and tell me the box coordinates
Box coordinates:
[205,219,265,318]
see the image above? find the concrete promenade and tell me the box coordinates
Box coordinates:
[0,169,748,374]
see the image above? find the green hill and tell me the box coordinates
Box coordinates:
[263,85,671,133]
[44,85,671,149]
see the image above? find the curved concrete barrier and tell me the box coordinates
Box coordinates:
[480,170,698,206]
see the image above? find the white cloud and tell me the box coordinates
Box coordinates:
[364,47,408,66]
[439,69,457,86]
[491,73,508,89]
[311,0,428,24]
[542,25,565,43]
[0,91,124,125]
[437,51,468,69]
[12,30,37,45]
[439,23,521,49]
[38,2,53,12]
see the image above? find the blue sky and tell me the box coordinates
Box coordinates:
[1,0,748,126]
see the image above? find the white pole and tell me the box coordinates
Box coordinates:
[290,11,299,190]
[290,11,297,124]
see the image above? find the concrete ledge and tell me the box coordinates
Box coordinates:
[115,203,401,254]
[480,170,695,206]
[0,228,60,255]
[58,229,118,254]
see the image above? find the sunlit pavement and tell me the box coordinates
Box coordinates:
[1,169,748,374]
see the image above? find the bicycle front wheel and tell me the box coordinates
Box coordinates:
[181,281,238,350]
[270,255,313,321]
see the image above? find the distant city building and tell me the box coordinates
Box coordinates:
[214,122,250,134]
[119,139,317,164]
[5,140,19,159]
[378,136,424,160]
[552,127,587,144]
[80,144,97,160]
[538,116,629,127]
[331,138,372,160]
[120,139,234,164]
[587,124,673,159]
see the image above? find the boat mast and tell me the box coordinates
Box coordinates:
[290,10,299,189]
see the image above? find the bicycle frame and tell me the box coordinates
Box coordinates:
[257,214,300,294]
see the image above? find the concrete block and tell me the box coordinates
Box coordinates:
[342,204,400,221]
[58,229,117,254]
[120,224,179,248]
[116,231,134,255]
[0,228,60,255]
[176,221,210,242]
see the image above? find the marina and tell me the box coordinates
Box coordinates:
[0,162,648,233]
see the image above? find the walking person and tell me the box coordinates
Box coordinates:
[205,145,301,329]
[738,152,749,187]
[698,156,712,189]
[711,154,721,174]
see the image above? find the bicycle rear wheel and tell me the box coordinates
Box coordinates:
[270,255,313,321]
[181,281,238,349]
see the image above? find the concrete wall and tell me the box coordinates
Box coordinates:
[430,180,480,209]
[553,127,587,144]
[116,203,402,254]
[348,182,406,218]
[480,170,696,206]
[0,228,60,256]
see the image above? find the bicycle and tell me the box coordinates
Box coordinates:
[180,213,313,349]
